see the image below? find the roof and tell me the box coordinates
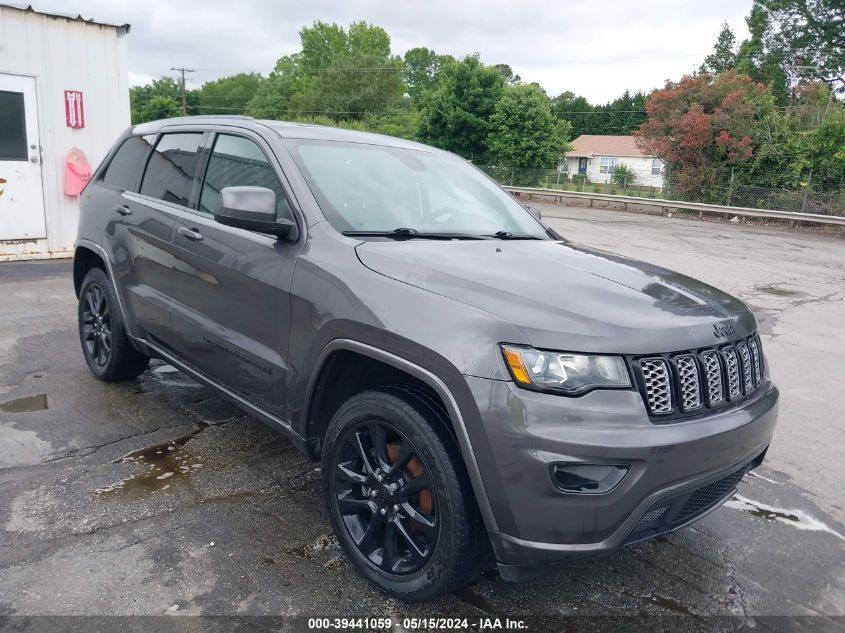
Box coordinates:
[566,135,651,158]
[0,3,130,32]
[132,116,440,153]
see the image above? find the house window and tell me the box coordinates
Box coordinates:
[651,159,662,175]
[599,157,615,174]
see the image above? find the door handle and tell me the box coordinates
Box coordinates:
[178,226,204,241]
[114,205,132,216]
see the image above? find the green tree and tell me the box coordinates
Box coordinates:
[735,4,790,104]
[551,92,594,138]
[137,95,181,122]
[245,55,304,119]
[196,73,262,116]
[748,82,845,189]
[364,98,420,140]
[403,48,455,104]
[486,84,570,169]
[300,52,404,120]
[250,21,402,122]
[130,77,185,123]
[297,21,348,78]
[700,22,738,74]
[756,0,845,90]
[417,54,505,159]
[494,63,521,85]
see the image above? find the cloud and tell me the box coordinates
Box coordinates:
[30,0,753,102]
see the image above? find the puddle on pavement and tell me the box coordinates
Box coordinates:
[755,285,802,297]
[622,590,695,616]
[142,362,202,389]
[0,394,48,413]
[94,432,204,497]
[726,494,845,541]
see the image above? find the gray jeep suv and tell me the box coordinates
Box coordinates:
[74,116,779,601]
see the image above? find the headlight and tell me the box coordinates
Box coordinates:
[501,345,631,395]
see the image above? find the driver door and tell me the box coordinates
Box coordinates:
[168,131,303,416]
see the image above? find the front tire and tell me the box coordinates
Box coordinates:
[78,267,149,381]
[322,387,485,601]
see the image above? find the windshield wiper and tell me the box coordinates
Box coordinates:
[488,231,543,240]
[342,228,486,240]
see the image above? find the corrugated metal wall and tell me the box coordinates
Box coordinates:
[0,5,129,259]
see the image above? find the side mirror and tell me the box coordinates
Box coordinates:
[215,186,295,238]
[525,204,542,222]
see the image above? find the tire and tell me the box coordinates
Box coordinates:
[322,387,485,601]
[78,267,149,381]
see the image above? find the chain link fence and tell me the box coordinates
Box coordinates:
[478,165,845,217]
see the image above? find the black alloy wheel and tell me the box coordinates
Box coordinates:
[332,419,439,575]
[77,267,149,381]
[81,282,112,367]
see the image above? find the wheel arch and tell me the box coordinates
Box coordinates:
[73,244,107,298]
[303,338,498,531]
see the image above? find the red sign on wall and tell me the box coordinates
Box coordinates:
[64,90,85,128]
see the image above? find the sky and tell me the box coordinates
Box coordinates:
[31,0,754,104]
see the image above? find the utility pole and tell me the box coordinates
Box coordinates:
[170,67,195,115]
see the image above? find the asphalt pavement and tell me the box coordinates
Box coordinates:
[1,205,843,629]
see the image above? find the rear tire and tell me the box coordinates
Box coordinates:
[322,387,485,601]
[78,267,149,381]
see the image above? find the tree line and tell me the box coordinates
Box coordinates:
[130,0,844,207]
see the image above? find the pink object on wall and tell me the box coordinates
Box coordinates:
[64,147,91,196]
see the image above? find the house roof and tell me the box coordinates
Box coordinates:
[0,3,130,32]
[566,135,651,158]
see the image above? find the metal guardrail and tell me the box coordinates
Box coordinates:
[504,185,845,227]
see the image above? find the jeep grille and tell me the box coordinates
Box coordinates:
[637,333,765,418]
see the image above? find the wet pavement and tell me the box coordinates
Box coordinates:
[1,207,844,626]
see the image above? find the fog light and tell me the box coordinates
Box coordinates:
[551,463,629,494]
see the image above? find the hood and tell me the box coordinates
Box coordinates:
[355,239,756,354]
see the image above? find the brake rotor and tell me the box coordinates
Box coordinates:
[387,443,433,515]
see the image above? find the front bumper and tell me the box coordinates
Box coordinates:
[462,376,779,579]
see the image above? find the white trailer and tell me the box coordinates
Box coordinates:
[0,3,130,260]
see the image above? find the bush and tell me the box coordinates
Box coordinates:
[571,174,587,185]
[592,185,601,193]
[611,164,636,188]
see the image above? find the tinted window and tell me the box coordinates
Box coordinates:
[140,133,203,206]
[199,134,292,220]
[0,90,27,161]
[102,135,155,191]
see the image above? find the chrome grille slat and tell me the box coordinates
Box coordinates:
[640,358,672,414]
[736,341,753,394]
[700,350,724,405]
[675,355,701,411]
[722,347,742,400]
[748,337,762,385]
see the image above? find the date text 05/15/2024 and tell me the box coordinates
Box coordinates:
[307,617,528,630]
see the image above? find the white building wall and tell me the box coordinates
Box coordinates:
[565,155,664,189]
[0,6,129,259]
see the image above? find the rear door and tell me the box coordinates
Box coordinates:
[168,130,303,415]
[0,74,46,241]
[104,131,206,347]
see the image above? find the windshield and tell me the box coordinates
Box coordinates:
[286,139,548,238]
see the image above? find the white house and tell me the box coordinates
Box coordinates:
[561,135,664,189]
[0,3,130,260]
